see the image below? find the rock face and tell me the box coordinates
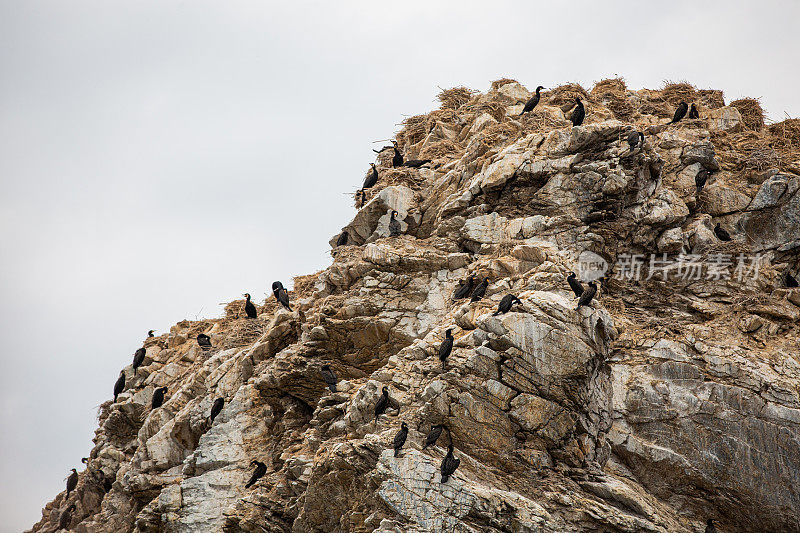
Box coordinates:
[30,80,800,533]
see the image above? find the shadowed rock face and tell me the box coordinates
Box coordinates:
[30,80,800,533]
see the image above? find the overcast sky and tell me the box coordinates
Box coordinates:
[1,1,798,531]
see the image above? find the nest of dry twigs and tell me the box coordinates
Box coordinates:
[482,122,521,146]
[220,319,269,350]
[438,86,475,110]
[490,78,519,91]
[419,139,462,160]
[591,77,627,96]
[697,89,725,109]
[519,109,570,133]
[293,271,323,299]
[730,98,765,131]
[768,118,800,149]
[546,83,590,107]
[661,81,698,105]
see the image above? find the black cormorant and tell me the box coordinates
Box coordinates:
[670,102,688,124]
[147,330,154,338]
[567,272,584,297]
[520,86,545,115]
[65,468,78,498]
[705,518,717,533]
[627,130,644,151]
[272,282,293,311]
[355,189,366,208]
[243,293,258,319]
[393,422,408,457]
[493,294,522,315]
[113,372,125,402]
[452,275,475,300]
[336,231,349,247]
[786,271,799,288]
[151,387,167,409]
[245,460,267,488]
[391,141,403,167]
[403,159,432,168]
[570,97,585,126]
[576,281,597,310]
[132,347,146,376]
[440,444,460,483]
[423,424,445,449]
[388,211,402,237]
[197,333,212,348]
[470,278,489,302]
[320,364,337,392]
[374,386,390,421]
[714,223,731,242]
[58,503,76,530]
[81,457,89,464]
[689,103,700,119]
[695,168,710,191]
[438,329,453,369]
[363,163,378,189]
[209,397,224,424]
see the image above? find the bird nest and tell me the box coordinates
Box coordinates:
[418,139,462,160]
[768,118,800,149]
[490,78,519,91]
[220,319,269,350]
[697,89,725,109]
[546,83,590,107]
[730,98,765,131]
[591,77,627,96]
[293,271,323,299]
[635,93,672,119]
[519,109,571,133]
[437,86,475,110]
[660,81,698,105]
[397,115,429,146]
[462,100,507,122]
[376,167,429,189]
[481,122,521,146]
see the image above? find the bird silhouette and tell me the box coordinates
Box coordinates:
[520,86,545,115]
[245,460,267,488]
[393,422,408,457]
[670,102,688,124]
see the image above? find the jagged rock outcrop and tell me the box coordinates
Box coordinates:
[31,79,800,533]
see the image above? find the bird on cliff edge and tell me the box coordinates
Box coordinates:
[786,271,799,288]
[670,102,688,124]
[393,422,409,457]
[243,292,258,319]
[113,371,125,402]
[626,130,645,152]
[147,329,154,338]
[470,278,490,302]
[151,386,168,409]
[336,230,349,247]
[363,163,379,189]
[391,140,403,167]
[197,333,212,348]
[452,275,475,300]
[520,86,545,115]
[438,329,454,370]
[388,211,402,237]
[423,424,446,449]
[58,503,76,530]
[440,443,460,483]
[714,223,731,242]
[65,468,78,499]
[403,159,432,168]
[695,168,711,191]
[493,294,522,315]
[689,103,700,119]
[245,460,267,488]
[320,364,338,393]
[570,97,585,126]
[705,518,717,533]
[209,397,224,424]
[272,281,293,311]
[132,347,146,376]
[374,386,390,421]
[567,272,584,297]
[576,281,597,310]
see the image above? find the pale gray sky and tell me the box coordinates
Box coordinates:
[1,1,798,531]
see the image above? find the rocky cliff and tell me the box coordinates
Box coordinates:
[30,78,800,533]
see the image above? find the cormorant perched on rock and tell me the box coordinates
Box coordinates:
[336,231,349,247]
[627,130,644,151]
[440,444,460,483]
[786,271,799,288]
[714,223,731,242]
[689,103,700,119]
[391,141,403,167]
[695,168,710,191]
[81,457,89,464]
[113,372,125,402]
[363,163,378,189]
[245,460,267,488]
[438,329,453,369]
[151,387,167,409]
[374,386,390,421]
[452,275,475,300]
[393,422,408,457]
[355,189,366,208]
[197,333,212,348]
[520,86,545,115]
[58,503,76,530]
[670,102,688,124]
[388,211,402,237]
[403,159,432,168]
[147,330,154,337]
[320,364,337,392]
[567,272,584,297]
[493,294,522,315]
[570,97,585,126]
[132,347,146,376]
[576,281,597,310]
[243,293,257,319]
[272,282,293,311]
[470,278,489,302]
[423,424,445,449]
[209,397,224,424]
[65,468,78,498]
[705,518,717,533]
